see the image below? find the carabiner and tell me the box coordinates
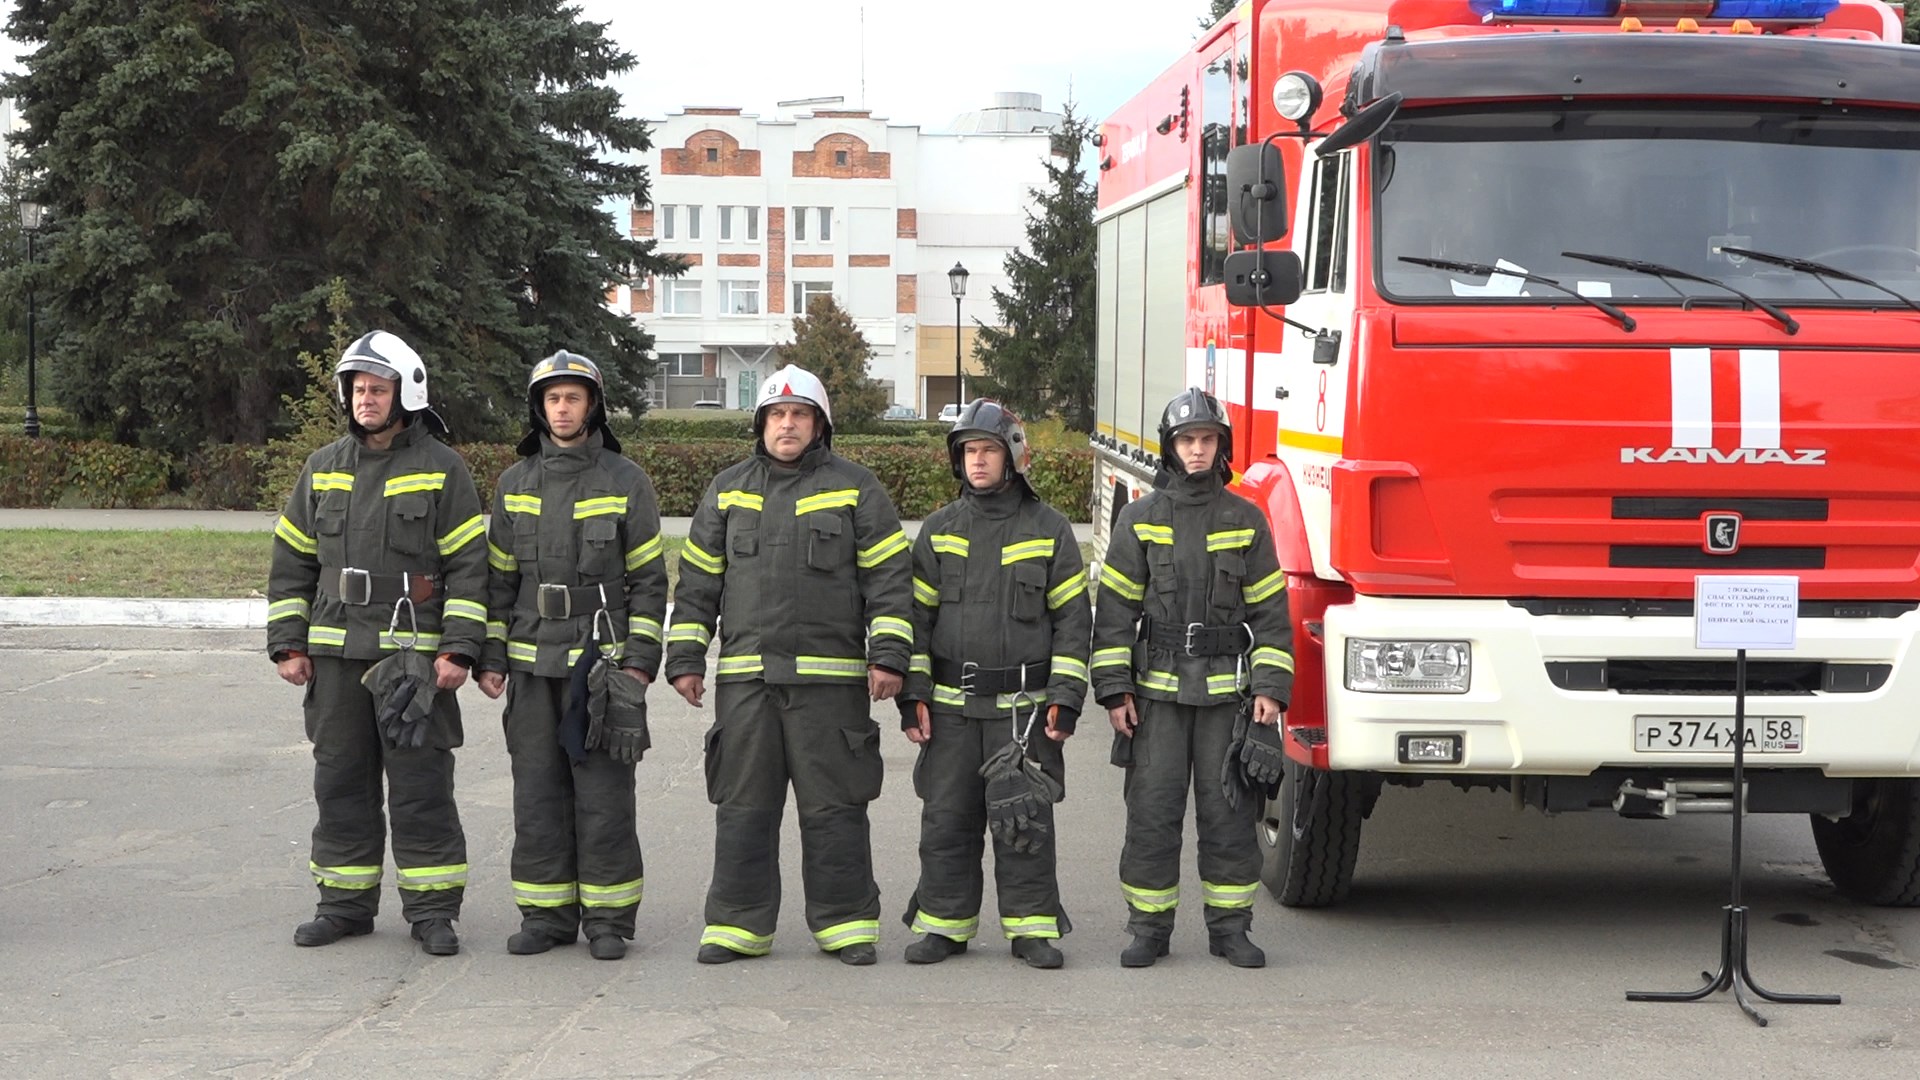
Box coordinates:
[387,595,420,651]
[592,583,619,659]
[1008,689,1040,750]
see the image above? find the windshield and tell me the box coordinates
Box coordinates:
[1375,106,1920,305]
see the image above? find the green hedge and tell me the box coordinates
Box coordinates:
[0,436,173,508]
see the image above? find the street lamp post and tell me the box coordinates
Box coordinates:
[19,200,44,438]
[947,261,968,413]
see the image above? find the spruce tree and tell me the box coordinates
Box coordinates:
[776,295,888,428]
[2,1,676,452]
[972,102,1097,433]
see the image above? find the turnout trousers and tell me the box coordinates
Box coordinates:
[700,680,884,955]
[902,710,1070,942]
[305,656,467,923]
[504,674,645,940]
[1118,698,1260,939]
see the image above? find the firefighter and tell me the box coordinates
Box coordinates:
[269,330,487,956]
[1093,387,1295,968]
[896,399,1091,969]
[474,351,668,961]
[666,364,913,967]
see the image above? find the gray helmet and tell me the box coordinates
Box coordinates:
[1158,387,1231,477]
[946,398,1033,491]
[518,349,620,455]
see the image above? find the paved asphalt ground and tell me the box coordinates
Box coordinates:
[2,512,1918,1076]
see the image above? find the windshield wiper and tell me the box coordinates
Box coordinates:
[1717,246,1920,318]
[1397,256,1636,332]
[1560,251,1799,335]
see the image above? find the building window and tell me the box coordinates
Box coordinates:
[660,278,702,315]
[721,279,761,315]
[745,205,760,241]
[706,146,719,162]
[793,280,833,313]
[791,207,832,243]
[686,205,702,241]
[658,352,705,377]
[792,207,807,243]
[661,205,676,241]
[816,207,832,242]
[720,206,762,243]
[720,207,733,241]
[835,150,849,166]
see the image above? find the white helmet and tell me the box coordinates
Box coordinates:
[754,364,833,446]
[336,330,444,434]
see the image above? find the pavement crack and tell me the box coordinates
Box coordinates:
[4,656,120,696]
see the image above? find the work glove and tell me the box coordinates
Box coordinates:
[1220,703,1253,812]
[558,644,595,766]
[980,741,1061,855]
[588,661,652,766]
[361,650,434,751]
[1240,713,1287,798]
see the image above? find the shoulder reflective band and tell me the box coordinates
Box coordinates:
[276,516,318,555]
[385,472,447,496]
[438,515,485,555]
[680,542,724,576]
[626,534,664,571]
[1047,571,1087,609]
[795,489,860,514]
[1133,523,1173,545]
[1000,538,1055,565]
[311,472,355,492]
[913,577,939,606]
[718,490,764,512]
[1242,569,1286,604]
[574,496,628,519]
[930,534,970,557]
[859,529,909,568]
[488,542,517,572]
[1206,529,1256,551]
[1099,564,1144,602]
[503,493,542,516]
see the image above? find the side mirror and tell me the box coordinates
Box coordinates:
[1226,142,1288,246]
[1315,92,1403,159]
[1223,250,1303,308]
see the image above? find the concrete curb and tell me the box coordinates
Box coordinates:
[0,597,267,629]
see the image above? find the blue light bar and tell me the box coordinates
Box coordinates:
[1712,0,1839,17]
[1468,0,1620,15]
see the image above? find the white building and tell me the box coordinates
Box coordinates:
[613,97,1059,416]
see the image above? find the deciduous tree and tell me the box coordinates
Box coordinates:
[775,294,888,428]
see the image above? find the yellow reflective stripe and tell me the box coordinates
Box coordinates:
[267,598,310,623]
[909,653,932,675]
[701,925,773,955]
[858,528,909,568]
[795,488,860,514]
[625,534,664,571]
[930,533,970,557]
[574,496,628,519]
[1000,538,1055,565]
[1137,670,1180,693]
[1251,646,1294,673]
[580,877,645,908]
[1047,571,1087,609]
[507,640,539,664]
[1202,880,1259,909]
[1122,882,1179,913]
[311,471,355,492]
[814,919,881,949]
[717,490,764,512]
[931,683,966,707]
[716,654,765,676]
[513,881,578,908]
[503,493,542,516]
[378,630,442,653]
[666,623,712,646]
[913,576,940,606]
[911,910,980,941]
[275,515,317,555]
[1243,569,1287,604]
[443,598,488,624]
[1099,564,1144,602]
[1206,529,1256,552]
[1207,671,1248,695]
[628,615,663,642]
[1092,646,1132,670]
[795,655,866,679]
[1001,915,1060,939]
[681,542,725,576]
[384,472,447,496]
[1133,523,1174,545]
[486,620,507,642]
[1051,656,1089,683]
[396,863,469,891]
[310,862,381,889]
[307,625,347,647]
[438,514,485,555]
[869,616,913,643]
[488,541,517,572]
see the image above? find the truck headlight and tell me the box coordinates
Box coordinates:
[1345,639,1471,693]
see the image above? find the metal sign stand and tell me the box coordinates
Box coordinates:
[1628,576,1839,1026]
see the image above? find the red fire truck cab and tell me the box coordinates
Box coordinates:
[1092,0,1920,906]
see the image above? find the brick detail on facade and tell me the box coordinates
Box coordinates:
[673,253,704,266]
[663,129,762,177]
[849,254,890,267]
[632,283,653,314]
[792,254,833,268]
[768,208,787,314]
[683,107,743,116]
[633,208,654,238]
[718,253,762,267]
[897,209,917,239]
[792,134,890,179]
[897,275,916,314]
[811,110,873,118]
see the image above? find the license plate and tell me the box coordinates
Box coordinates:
[1633,716,1803,754]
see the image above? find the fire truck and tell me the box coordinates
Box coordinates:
[1091,0,1920,906]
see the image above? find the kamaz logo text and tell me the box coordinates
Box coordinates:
[1620,447,1826,466]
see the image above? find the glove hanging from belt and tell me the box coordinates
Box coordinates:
[587,658,651,766]
[980,727,1064,855]
[1240,713,1286,798]
[360,650,435,751]
[1220,700,1254,812]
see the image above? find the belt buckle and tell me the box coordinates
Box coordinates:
[1183,622,1204,657]
[537,583,572,619]
[960,660,979,695]
[338,568,372,606]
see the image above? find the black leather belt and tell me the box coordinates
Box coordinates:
[1141,617,1251,657]
[932,658,1050,695]
[536,582,621,620]
[318,568,439,606]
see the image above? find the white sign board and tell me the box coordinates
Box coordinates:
[1694,575,1799,651]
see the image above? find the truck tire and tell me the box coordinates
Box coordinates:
[1259,759,1367,907]
[1811,778,1920,906]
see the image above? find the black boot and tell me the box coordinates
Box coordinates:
[1208,930,1266,968]
[836,942,878,966]
[904,934,968,964]
[507,927,574,955]
[697,943,757,964]
[588,933,628,961]
[1120,935,1169,968]
[1011,937,1064,969]
[294,914,373,947]
[411,918,460,956]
